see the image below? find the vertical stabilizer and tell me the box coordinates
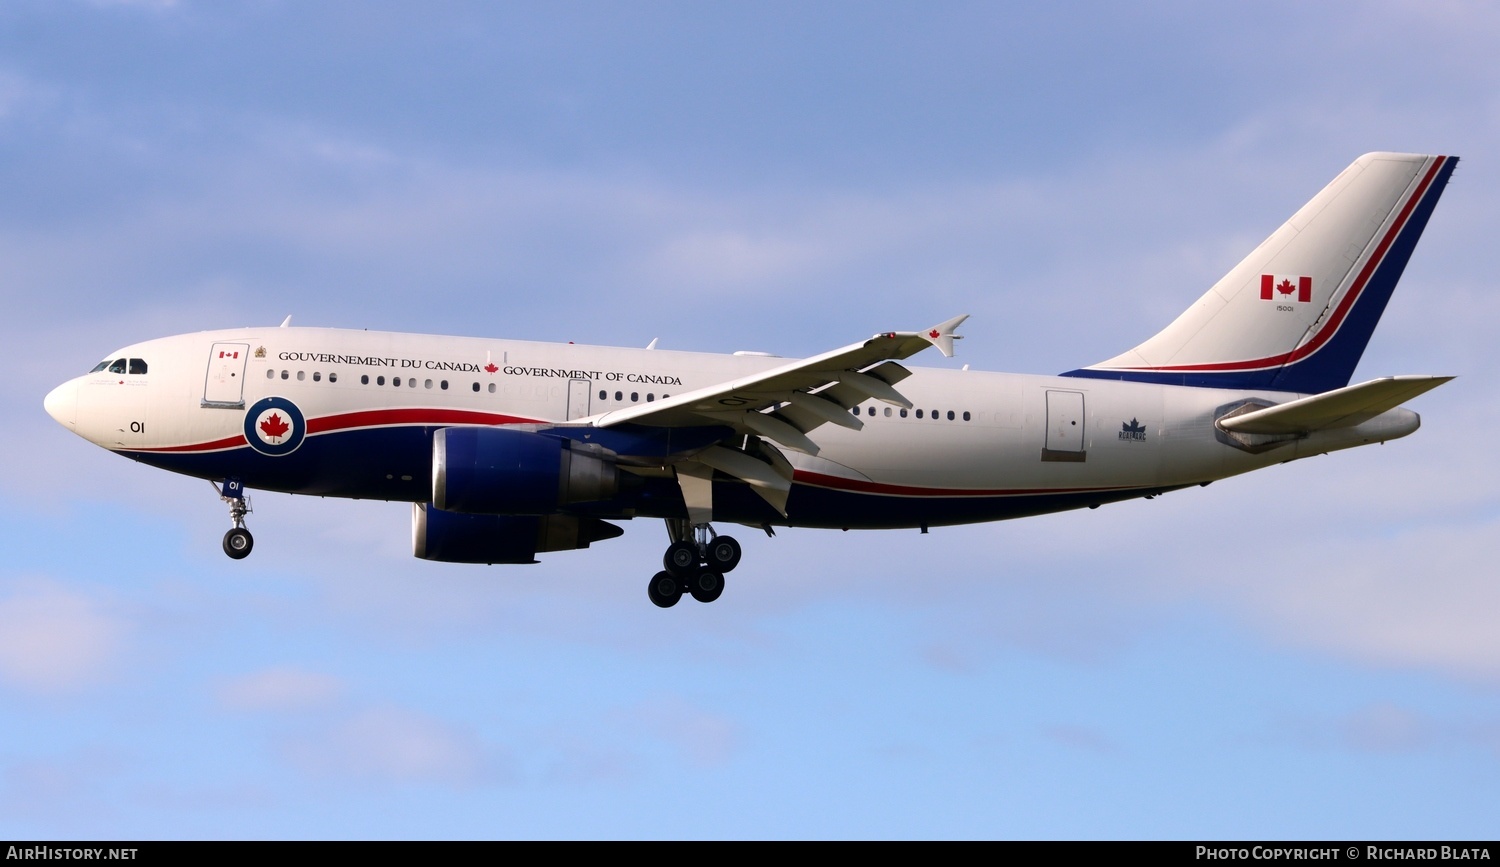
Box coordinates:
[1065,153,1457,393]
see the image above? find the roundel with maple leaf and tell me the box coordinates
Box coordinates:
[243,396,306,457]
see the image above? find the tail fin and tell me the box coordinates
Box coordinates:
[1064,153,1458,393]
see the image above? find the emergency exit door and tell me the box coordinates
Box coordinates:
[567,378,592,421]
[203,343,249,408]
[1041,390,1086,462]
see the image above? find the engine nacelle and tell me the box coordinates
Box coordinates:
[433,426,618,515]
[412,503,624,564]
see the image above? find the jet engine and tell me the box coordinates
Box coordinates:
[432,426,618,515]
[412,502,624,564]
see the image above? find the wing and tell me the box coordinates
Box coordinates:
[592,314,967,451]
[588,314,968,516]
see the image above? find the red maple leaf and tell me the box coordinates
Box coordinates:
[259,412,291,440]
[928,329,941,339]
[1277,279,1296,296]
[484,362,498,373]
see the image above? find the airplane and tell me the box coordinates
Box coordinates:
[44,152,1457,608]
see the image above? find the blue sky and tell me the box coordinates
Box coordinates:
[3,0,1499,839]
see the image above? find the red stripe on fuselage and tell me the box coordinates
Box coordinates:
[305,407,537,434]
[130,408,545,453]
[132,433,249,453]
[792,469,1140,498]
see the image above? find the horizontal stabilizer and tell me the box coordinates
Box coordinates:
[1217,375,1453,435]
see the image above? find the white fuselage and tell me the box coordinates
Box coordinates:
[45,326,1420,530]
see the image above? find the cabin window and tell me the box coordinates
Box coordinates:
[599,390,607,400]
[329,372,337,383]
[267,369,276,380]
[915,409,923,419]
[884,407,892,417]
[361,375,369,385]
[647,394,655,402]
[615,391,623,401]
[393,377,401,387]
[424,379,433,389]
[947,410,955,421]
[962,411,971,421]
[280,370,289,380]
[440,380,447,390]
[313,372,321,382]
[631,392,639,402]
[488,383,496,393]
[377,376,385,386]
[296,371,305,381]
[472,382,480,392]
[900,408,908,418]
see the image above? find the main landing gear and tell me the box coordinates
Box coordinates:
[648,520,742,608]
[216,479,254,560]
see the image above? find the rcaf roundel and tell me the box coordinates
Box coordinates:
[243,396,306,457]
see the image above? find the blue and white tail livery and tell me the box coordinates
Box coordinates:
[1067,152,1456,393]
[44,153,1458,608]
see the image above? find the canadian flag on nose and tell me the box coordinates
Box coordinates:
[1261,274,1312,303]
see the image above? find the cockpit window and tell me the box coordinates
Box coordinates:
[93,358,147,375]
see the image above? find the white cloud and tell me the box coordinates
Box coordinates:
[615,695,739,767]
[280,706,497,786]
[1043,724,1119,755]
[0,72,43,123]
[218,666,343,712]
[1224,517,1500,683]
[81,0,181,10]
[1283,701,1500,760]
[0,577,128,693]
[0,749,125,828]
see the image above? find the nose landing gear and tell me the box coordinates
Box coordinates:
[650,520,740,608]
[216,479,254,560]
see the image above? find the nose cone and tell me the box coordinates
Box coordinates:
[44,379,78,430]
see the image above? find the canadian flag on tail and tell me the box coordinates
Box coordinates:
[1260,274,1312,303]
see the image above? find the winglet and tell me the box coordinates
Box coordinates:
[921,314,969,358]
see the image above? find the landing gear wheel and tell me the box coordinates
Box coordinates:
[648,571,683,608]
[222,527,254,560]
[707,535,741,573]
[664,541,701,578]
[689,569,725,604]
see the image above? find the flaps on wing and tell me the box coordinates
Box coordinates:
[591,315,967,455]
[691,442,794,515]
[671,437,795,516]
[1217,375,1453,435]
